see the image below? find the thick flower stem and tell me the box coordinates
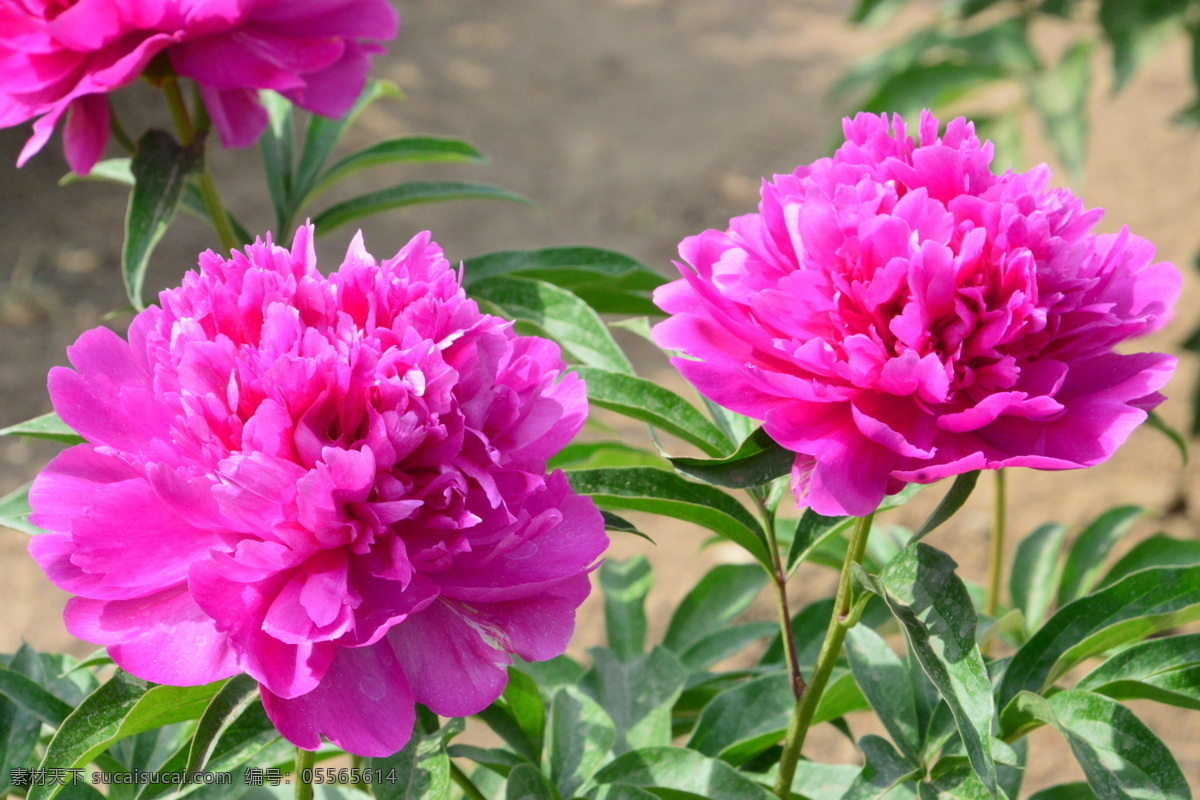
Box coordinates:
[756,492,806,698]
[450,761,488,800]
[293,748,315,800]
[161,76,241,253]
[984,469,1006,619]
[774,511,874,800]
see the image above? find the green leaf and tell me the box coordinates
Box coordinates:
[506,764,559,800]
[664,563,768,656]
[471,278,634,375]
[1028,42,1091,182]
[0,483,44,536]
[592,746,774,800]
[1099,0,1189,92]
[850,0,911,25]
[0,413,84,444]
[686,671,792,764]
[463,247,666,316]
[786,485,924,575]
[862,62,1007,121]
[580,648,687,755]
[504,668,548,762]
[258,91,295,233]
[1057,506,1144,605]
[513,655,586,698]
[185,674,260,776]
[1001,690,1190,800]
[842,735,923,800]
[372,723,451,800]
[844,626,921,763]
[998,565,1200,708]
[1076,632,1200,710]
[548,442,669,471]
[811,669,872,726]
[571,367,730,456]
[568,468,771,567]
[313,181,532,234]
[446,744,524,778]
[477,701,538,763]
[1026,784,1100,800]
[30,675,227,800]
[123,130,201,309]
[920,760,994,800]
[543,686,616,798]
[308,135,485,204]
[1,646,47,795]
[912,472,980,542]
[676,622,778,672]
[1098,533,1200,588]
[0,664,75,726]
[877,543,998,798]
[1144,411,1187,463]
[1009,523,1067,633]
[761,599,836,668]
[669,428,794,488]
[599,557,653,661]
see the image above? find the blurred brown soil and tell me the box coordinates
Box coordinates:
[1,0,1199,793]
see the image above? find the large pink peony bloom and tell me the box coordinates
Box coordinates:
[654,111,1179,517]
[0,0,398,174]
[29,225,607,756]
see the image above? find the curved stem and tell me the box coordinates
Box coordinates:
[161,76,241,252]
[293,748,315,800]
[985,469,1007,619]
[108,102,135,155]
[774,511,875,800]
[755,491,805,699]
[449,761,488,800]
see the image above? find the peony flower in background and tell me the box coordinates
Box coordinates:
[28,225,607,756]
[0,0,399,175]
[654,111,1179,517]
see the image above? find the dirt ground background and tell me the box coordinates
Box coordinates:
[2,0,1199,794]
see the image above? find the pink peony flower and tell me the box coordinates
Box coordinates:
[28,225,607,756]
[653,111,1179,517]
[0,0,398,175]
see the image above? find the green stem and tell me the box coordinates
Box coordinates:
[293,748,315,800]
[449,761,487,800]
[984,469,1007,620]
[774,511,875,800]
[755,492,806,699]
[161,76,241,252]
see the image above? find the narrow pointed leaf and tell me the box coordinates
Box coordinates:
[123,130,201,309]
[677,622,777,672]
[1029,42,1090,182]
[0,483,44,536]
[1098,533,1200,588]
[471,277,634,375]
[184,673,259,775]
[1057,506,1144,605]
[664,563,768,655]
[998,565,1200,708]
[877,543,998,797]
[506,764,558,800]
[1027,785,1099,800]
[0,647,48,795]
[1076,632,1200,710]
[258,91,295,232]
[1010,523,1067,632]
[599,557,653,661]
[685,671,792,764]
[844,626,922,762]
[308,135,485,203]
[544,687,616,798]
[580,648,687,754]
[669,427,793,488]
[571,367,730,456]
[548,442,669,471]
[313,181,532,233]
[911,471,979,542]
[372,724,452,800]
[0,665,74,726]
[0,413,84,444]
[841,735,923,800]
[592,746,774,800]
[567,468,771,567]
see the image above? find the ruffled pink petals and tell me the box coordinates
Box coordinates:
[261,640,415,757]
[658,111,1178,514]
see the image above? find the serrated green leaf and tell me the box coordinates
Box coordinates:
[123,130,201,310]
[669,427,794,488]
[471,277,634,375]
[592,746,774,800]
[571,366,730,456]
[543,686,615,798]
[463,247,666,316]
[0,483,44,536]
[878,543,997,798]
[998,565,1200,708]
[1010,523,1067,633]
[912,472,980,542]
[842,735,923,800]
[1098,533,1200,588]
[599,558,653,661]
[185,673,259,776]
[1058,506,1144,605]
[1000,690,1189,800]
[568,467,771,567]
[581,648,686,755]
[1076,632,1200,710]
[1029,42,1091,182]
[371,723,451,800]
[313,181,532,233]
[0,413,84,444]
[664,563,768,656]
[845,626,921,763]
